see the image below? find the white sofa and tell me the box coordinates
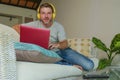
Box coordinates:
[0,24,99,80]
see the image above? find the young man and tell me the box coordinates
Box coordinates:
[22,3,94,71]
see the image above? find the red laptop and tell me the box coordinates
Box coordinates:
[20,25,50,49]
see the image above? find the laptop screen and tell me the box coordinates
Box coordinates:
[20,25,50,49]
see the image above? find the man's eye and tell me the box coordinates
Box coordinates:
[48,12,52,14]
[41,12,45,14]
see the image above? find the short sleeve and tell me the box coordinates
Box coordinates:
[58,25,67,41]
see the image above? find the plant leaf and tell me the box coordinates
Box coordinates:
[92,37,108,52]
[97,58,111,70]
[110,33,120,51]
[112,41,120,52]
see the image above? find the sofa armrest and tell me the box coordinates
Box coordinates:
[0,24,17,80]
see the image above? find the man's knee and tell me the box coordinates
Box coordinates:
[84,61,94,71]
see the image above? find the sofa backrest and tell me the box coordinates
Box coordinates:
[68,38,92,57]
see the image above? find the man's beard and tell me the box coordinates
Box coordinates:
[44,21,50,24]
[42,19,52,25]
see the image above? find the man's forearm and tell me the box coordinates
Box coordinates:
[58,40,68,49]
[48,40,68,50]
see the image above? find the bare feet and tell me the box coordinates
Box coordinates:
[74,65,83,70]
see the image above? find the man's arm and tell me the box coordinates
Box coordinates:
[49,40,68,50]
[58,40,68,49]
[12,24,20,34]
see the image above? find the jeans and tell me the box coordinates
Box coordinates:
[55,47,94,71]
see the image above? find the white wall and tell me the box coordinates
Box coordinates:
[0,4,37,24]
[42,0,120,46]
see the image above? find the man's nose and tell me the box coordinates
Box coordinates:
[45,14,48,17]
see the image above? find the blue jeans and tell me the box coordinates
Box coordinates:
[55,47,94,71]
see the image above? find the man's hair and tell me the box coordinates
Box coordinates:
[39,3,54,13]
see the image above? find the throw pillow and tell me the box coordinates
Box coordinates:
[15,50,61,63]
[14,42,62,63]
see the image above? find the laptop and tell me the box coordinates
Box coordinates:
[20,25,50,49]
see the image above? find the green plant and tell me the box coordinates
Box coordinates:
[92,33,120,70]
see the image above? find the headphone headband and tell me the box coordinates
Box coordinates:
[37,3,56,19]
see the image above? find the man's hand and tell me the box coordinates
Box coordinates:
[49,40,68,50]
[48,43,60,50]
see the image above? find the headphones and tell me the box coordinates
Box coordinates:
[37,3,56,20]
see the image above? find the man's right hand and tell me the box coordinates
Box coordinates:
[48,43,60,50]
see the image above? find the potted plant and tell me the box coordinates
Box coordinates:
[92,33,120,70]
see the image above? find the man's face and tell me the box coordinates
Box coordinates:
[40,7,53,24]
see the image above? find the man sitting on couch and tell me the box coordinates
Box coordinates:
[14,2,94,71]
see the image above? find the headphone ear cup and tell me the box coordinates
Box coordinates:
[37,13,40,19]
[52,13,55,19]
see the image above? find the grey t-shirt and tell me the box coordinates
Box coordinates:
[22,20,66,51]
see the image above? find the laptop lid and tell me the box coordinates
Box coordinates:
[20,25,50,49]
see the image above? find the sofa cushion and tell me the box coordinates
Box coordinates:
[68,38,92,57]
[14,42,62,63]
[17,61,82,80]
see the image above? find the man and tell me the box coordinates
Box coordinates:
[21,3,94,71]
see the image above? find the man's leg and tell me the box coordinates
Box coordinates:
[56,47,94,71]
